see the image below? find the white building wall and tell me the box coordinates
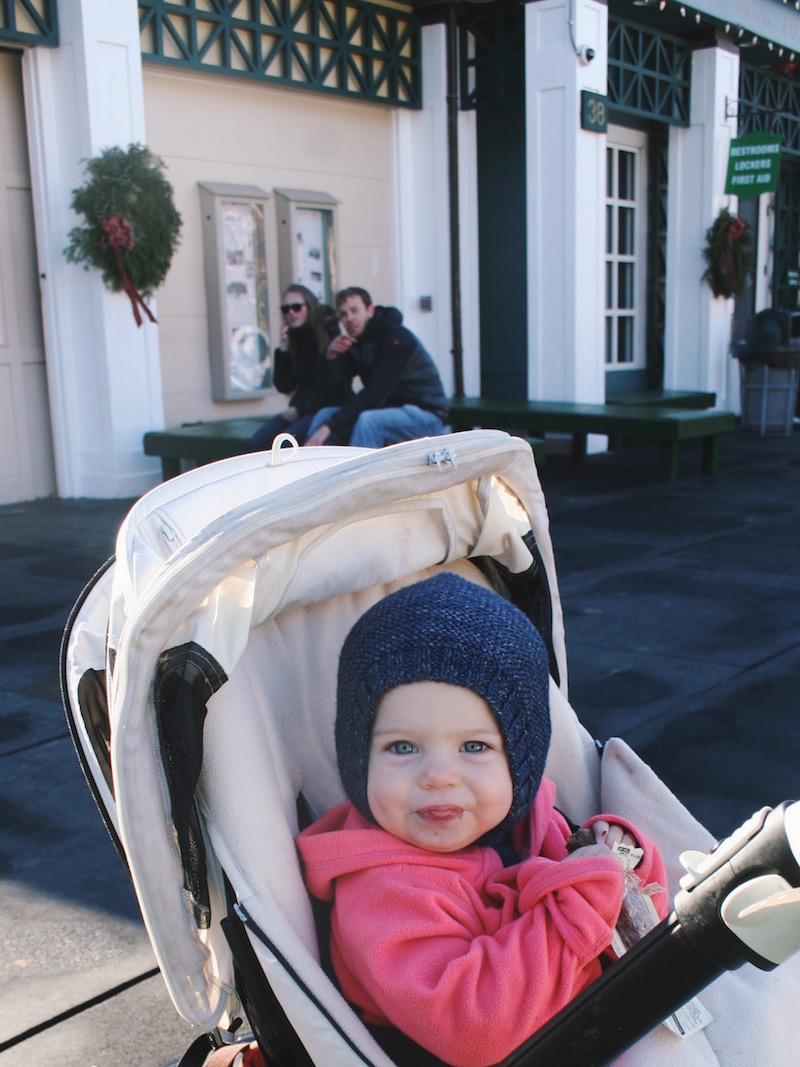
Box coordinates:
[0,52,55,505]
[391,24,481,398]
[23,0,165,499]
[525,0,607,405]
[16,0,790,502]
[457,107,481,399]
[753,193,773,321]
[20,0,453,498]
[142,68,401,427]
[392,26,452,395]
[664,44,740,410]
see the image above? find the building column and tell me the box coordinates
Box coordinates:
[525,0,607,403]
[22,0,164,499]
[391,24,480,398]
[664,43,740,409]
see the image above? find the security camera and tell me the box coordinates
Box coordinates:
[577,45,596,66]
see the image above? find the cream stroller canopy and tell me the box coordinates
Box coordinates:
[62,431,800,1067]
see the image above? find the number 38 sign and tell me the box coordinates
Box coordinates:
[581,91,608,133]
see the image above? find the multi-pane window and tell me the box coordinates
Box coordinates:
[605,133,647,369]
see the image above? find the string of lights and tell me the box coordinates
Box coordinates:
[633,0,800,10]
[628,0,799,65]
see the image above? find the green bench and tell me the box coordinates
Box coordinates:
[144,415,548,481]
[143,397,732,483]
[447,397,736,481]
[144,417,266,479]
[606,389,717,410]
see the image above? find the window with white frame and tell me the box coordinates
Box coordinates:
[605,129,648,370]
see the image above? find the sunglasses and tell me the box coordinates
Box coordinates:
[281,302,306,315]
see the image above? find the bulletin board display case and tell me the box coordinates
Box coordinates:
[199,182,273,401]
[275,188,340,306]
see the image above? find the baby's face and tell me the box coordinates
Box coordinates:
[366,681,513,852]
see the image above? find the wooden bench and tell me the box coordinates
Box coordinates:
[142,416,551,481]
[144,417,266,479]
[606,389,716,410]
[447,397,736,480]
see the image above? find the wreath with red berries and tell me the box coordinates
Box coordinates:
[65,143,181,325]
[701,206,754,300]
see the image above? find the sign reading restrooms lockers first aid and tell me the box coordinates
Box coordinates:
[725,131,783,198]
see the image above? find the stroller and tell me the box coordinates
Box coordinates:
[61,430,800,1067]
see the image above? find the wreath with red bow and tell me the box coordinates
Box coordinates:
[65,144,182,326]
[701,206,754,300]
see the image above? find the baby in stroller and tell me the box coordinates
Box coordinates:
[299,573,669,1067]
[62,432,800,1067]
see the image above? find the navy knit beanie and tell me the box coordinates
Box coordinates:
[335,572,551,829]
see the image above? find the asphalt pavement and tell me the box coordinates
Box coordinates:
[1,427,799,1067]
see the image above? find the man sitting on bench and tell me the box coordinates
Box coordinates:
[304,287,448,448]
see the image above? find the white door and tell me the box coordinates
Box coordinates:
[0,51,55,504]
[605,127,648,375]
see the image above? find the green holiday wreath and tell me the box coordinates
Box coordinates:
[701,206,754,300]
[65,143,182,325]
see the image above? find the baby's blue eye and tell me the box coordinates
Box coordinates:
[388,740,417,755]
[462,740,487,753]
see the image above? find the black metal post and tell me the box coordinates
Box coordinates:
[446,1,465,398]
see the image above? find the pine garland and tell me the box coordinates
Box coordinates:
[65,144,182,323]
[701,206,754,300]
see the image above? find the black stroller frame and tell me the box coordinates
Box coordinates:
[61,431,800,1067]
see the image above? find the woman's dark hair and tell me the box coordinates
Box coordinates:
[283,284,330,360]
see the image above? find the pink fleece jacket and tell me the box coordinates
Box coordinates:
[297,779,668,1067]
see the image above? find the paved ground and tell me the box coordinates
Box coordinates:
[1,427,798,1066]
[544,430,800,836]
[0,498,197,1067]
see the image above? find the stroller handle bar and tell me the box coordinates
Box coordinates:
[679,800,800,970]
[501,800,800,1067]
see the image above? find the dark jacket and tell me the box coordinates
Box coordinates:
[273,321,348,417]
[319,307,448,436]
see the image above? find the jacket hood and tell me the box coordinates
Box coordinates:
[363,305,403,338]
[297,780,562,901]
[297,801,503,900]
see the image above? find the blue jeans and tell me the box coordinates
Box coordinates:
[248,412,314,450]
[307,404,444,448]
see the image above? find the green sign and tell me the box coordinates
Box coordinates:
[581,90,607,133]
[725,132,783,198]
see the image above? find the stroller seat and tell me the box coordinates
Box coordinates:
[62,432,800,1067]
